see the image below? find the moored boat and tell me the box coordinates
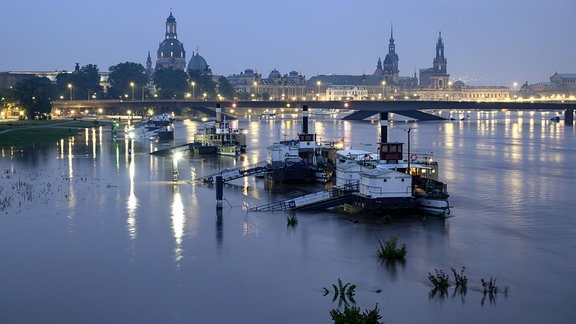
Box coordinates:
[192,105,246,156]
[127,113,174,141]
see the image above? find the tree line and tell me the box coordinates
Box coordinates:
[1,62,235,120]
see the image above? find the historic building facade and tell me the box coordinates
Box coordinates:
[520,73,576,98]
[227,68,307,100]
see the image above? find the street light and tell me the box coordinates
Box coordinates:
[68,83,73,100]
[253,81,258,100]
[317,81,321,100]
[191,81,196,100]
[381,81,386,100]
[130,82,135,101]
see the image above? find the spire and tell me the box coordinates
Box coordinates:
[388,23,396,54]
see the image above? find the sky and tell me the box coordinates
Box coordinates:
[1,0,574,86]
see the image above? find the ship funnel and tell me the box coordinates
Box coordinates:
[380,112,388,144]
[302,105,308,134]
[216,103,221,123]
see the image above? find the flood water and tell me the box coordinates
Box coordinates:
[1,110,575,323]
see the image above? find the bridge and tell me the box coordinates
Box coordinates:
[51,99,575,123]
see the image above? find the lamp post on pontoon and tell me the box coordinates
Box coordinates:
[382,80,386,100]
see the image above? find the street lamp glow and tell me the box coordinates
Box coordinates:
[191,81,195,100]
[130,82,135,100]
[68,83,73,100]
[316,81,321,100]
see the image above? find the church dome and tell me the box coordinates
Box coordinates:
[188,52,209,72]
[158,40,185,59]
[268,69,282,79]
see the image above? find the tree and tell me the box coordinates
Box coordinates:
[154,68,189,99]
[0,88,18,118]
[189,70,216,101]
[217,76,234,100]
[55,64,103,100]
[107,62,148,100]
[14,77,57,119]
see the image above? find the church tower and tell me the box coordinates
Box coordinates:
[433,31,447,74]
[146,51,153,84]
[419,31,450,89]
[382,25,399,84]
[155,12,187,71]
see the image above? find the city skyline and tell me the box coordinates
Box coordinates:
[2,0,575,87]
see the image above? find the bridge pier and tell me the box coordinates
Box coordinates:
[566,108,574,125]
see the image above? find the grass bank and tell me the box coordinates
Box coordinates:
[0,119,112,149]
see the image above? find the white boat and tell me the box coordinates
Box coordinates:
[413,177,450,215]
[127,113,174,140]
[334,144,450,214]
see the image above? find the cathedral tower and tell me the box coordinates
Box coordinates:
[382,25,399,84]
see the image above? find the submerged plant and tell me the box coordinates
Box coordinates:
[287,214,298,226]
[428,269,450,291]
[481,277,498,295]
[451,266,468,289]
[330,303,382,324]
[377,235,407,260]
[323,278,357,305]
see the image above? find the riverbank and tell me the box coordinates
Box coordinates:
[0,118,112,149]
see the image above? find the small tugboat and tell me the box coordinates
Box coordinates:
[192,104,246,156]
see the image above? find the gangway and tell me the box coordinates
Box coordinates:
[200,161,269,183]
[249,182,359,212]
[150,143,190,156]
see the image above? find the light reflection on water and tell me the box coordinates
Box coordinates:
[0,112,575,323]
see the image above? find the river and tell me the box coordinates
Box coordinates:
[1,110,575,323]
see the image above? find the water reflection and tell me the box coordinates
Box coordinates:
[171,185,185,264]
[216,208,223,251]
[126,156,137,241]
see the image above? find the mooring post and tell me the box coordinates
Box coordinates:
[216,175,223,209]
[566,108,574,125]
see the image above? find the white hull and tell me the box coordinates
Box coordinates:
[415,198,450,215]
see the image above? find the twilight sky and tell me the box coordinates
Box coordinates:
[1,0,574,86]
